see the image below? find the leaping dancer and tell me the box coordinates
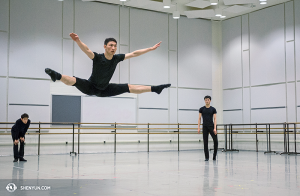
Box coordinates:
[45,33,171,97]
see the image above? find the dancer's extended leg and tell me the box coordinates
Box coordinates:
[128,84,171,94]
[45,68,76,86]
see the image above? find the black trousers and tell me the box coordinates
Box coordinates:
[13,140,24,159]
[203,126,218,159]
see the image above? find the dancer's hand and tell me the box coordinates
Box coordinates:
[20,137,25,142]
[14,140,19,145]
[198,128,201,134]
[150,41,161,51]
[213,129,217,135]
[70,33,79,42]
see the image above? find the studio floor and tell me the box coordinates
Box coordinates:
[0,150,299,196]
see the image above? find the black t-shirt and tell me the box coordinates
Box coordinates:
[88,52,125,90]
[199,106,217,127]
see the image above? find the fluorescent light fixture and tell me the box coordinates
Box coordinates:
[260,1,267,4]
[163,0,171,8]
[58,0,63,1]
[120,0,127,1]
[210,0,218,5]
[215,8,222,17]
[220,15,226,18]
[173,10,180,19]
[259,0,267,1]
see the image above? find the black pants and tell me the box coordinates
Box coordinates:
[13,140,24,159]
[203,126,218,159]
[73,77,130,97]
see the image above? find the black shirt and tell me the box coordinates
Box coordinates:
[88,52,125,90]
[11,118,31,140]
[199,106,217,127]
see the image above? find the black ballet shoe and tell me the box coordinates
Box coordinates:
[45,68,61,82]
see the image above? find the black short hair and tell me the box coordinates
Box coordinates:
[21,113,29,119]
[204,95,211,100]
[104,38,117,45]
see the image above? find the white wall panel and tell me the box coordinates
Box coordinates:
[285,1,294,42]
[223,88,242,110]
[129,9,168,85]
[138,89,168,109]
[242,14,249,50]
[8,79,50,105]
[169,51,177,87]
[178,110,198,124]
[82,97,136,123]
[63,0,74,39]
[169,15,177,51]
[0,0,9,31]
[120,7,129,46]
[170,88,177,124]
[222,16,242,89]
[287,82,296,122]
[9,0,62,79]
[242,50,250,87]
[297,82,300,105]
[74,1,119,79]
[0,78,7,123]
[223,111,243,124]
[295,0,300,80]
[178,17,212,89]
[286,41,295,82]
[243,87,251,124]
[249,4,285,86]
[138,109,168,124]
[63,39,73,76]
[120,45,129,83]
[8,105,50,124]
[0,32,8,77]
[251,84,286,109]
[297,108,300,123]
[251,108,286,123]
[178,89,211,110]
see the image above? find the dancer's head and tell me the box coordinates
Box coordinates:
[204,95,211,106]
[21,113,29,124]
[104,38,117,56]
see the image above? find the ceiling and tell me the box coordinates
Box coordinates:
[83,0,291,20]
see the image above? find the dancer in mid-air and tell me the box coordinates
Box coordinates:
[45,33,170,97]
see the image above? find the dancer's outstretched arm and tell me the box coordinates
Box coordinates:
[124,41,161,60]
[70,33,95,60]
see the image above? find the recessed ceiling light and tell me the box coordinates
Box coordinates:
[210,0,218,5]
[215,8,222,17]
[173,11,180,19]
[120,0,127,1]
[260,2,267,4]
[163,0,171,9]
[220,15,226,18]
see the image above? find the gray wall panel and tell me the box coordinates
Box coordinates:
[243,88,251,124]
[169,14,177,51]
[178,17,212,89]
[0,78,7,123]
[52,95,81,123]
[223,89,242,110]
[130,9,168,85]
[251,84,286,109]
[251,108,286,123]
[286,41,295,82]
[178,89,212,110]
[242,50,250,87]
[296,0,300,80]
[223,111,243,124]
[0,32,8,77]
[138,89,168,109]
[0,0,9,31]
[9,0,62,78]
[297,82,300,105]
[285,1,294,42]
[8,79,50,105]
[287,82,296,122]
[63,39,73,76]
[63,0,74,39]
[74,1,119,79]
[120,45,129,83]
[249,4,285,86]
[242,14,249,50]
[169,51,177,87]
[120,7,129,46]
[222,16,242,89]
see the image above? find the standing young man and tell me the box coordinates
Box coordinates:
[45,33,171,97]
[11,113,30,162]
[198,96,218,161]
